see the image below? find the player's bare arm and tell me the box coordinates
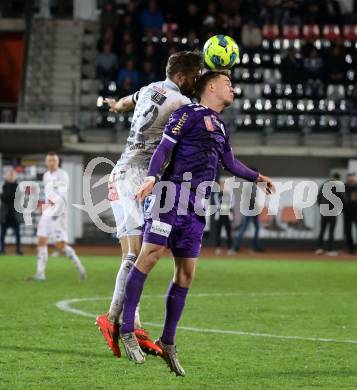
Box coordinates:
[104,94,136,113]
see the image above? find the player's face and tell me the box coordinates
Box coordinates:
[214,75,234,107]
[180,68,201,96]
[46,155,59,171]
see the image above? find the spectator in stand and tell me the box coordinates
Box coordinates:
[100,1,118,33]
[118,75,137,96]
[96,42,118,82]
[325,44,347,84]
[260,0,280,24]
[120,42,138,66]
[142,43,160,70]
[0,169,22,255]
[281,48,303,84]
[117,59,140,91]
[315,173,343,256]
[241,21,262,54]
[140,60,157,86]
[140,0,164,34]
[280,0,301,25]
[303,47,324,82]
[214,179,235,256]
[180,2,201,34]
[343,173,357,254]
[233,178,265,253]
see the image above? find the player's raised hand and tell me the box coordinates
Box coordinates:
[257,174,275,195]
[135,178,155,201]
[104,98,119,112]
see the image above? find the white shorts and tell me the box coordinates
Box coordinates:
[108,166,147,238]
[37,214,68,242]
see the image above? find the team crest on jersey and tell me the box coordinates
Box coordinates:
[212,116,226,135]
[204,115,214,131]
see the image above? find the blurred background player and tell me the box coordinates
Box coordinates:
[344,172,357,254]
[120,71,274,374]
[95,51,203,358]
[233,177,265,253]
[213,178,235,255]
[0,169,22,255]
[32,152,86,281]
[315,173,343,256]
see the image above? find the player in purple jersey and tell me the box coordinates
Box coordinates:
[119,71,275,375]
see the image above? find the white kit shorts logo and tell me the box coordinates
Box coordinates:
[150,220,172,237]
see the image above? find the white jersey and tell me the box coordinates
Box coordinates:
[43,168,69,215]
[116,78,190,171]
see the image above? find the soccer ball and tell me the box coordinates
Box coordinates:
[203,35,239,69]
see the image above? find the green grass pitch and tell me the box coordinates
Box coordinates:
[1,254,357,389]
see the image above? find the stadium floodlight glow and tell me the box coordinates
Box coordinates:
[306,100,314,111]
[287,115,294,126]
[97,96,104,107]
[340,100,346,111]
[327,100,335,111]
[262,39,269,49]
[347,70,354,81]
[107,115,116,123]
[173,37,179,42]
[181,37,188,44]
[314,40,322,49]
[273,39,281,49]
[284,85,292,95]
[234,85,242,95]
[244,116,252,126]
[286,100,293,110]
[346,54,352,64]
[328,118,337,127]
[243,99,251,110]
[293,39,301,49]
[297,101,305,111]
[242,53,249,64]
[264,99,272,110]
[161,37,167,43]
[255,99,263,110]
[283,39,289,49]
[276,99,283,111]
[108,82,116,92]
[242,70,250,80]
[273,54,281,64]
[253,54,261,64]
[263,84,271,95]
[318,100,325,110]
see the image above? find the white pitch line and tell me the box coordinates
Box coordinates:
[55,296,357,345]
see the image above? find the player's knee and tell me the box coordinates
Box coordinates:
[136,246,163,272]
[174,269,195,288]
[37,237,47,247]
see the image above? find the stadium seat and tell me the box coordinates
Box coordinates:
[323,25,341,41]
[282,25,300,40]
[262,24,279,40]
[302,24,320,39]
[343,25,357,41]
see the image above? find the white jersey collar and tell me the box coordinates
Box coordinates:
[163,78,180,93]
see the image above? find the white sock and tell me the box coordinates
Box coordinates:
[63,245,85,275]
[108,253,137,323]
[36,246,48,278]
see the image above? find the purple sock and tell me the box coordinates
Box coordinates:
[161,282,189,345]
[121,266,147,334]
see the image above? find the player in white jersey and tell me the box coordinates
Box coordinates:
[96,51,203,358]
[32,152,86,281]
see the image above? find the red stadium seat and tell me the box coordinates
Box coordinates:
[302,24,320,39]
[323,25,341,41]
[282,25,300,40]
[262,24,279,40]
[343,25,357,40]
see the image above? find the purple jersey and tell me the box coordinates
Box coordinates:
[161,103,230,188]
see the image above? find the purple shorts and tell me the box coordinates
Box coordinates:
[143,183,206,258]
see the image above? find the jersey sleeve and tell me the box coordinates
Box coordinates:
[162,105,195,145]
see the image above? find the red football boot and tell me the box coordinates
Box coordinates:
[134,328,163,356]
[95,314,121,357]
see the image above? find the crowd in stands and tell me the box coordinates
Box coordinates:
[95,0,357,94]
